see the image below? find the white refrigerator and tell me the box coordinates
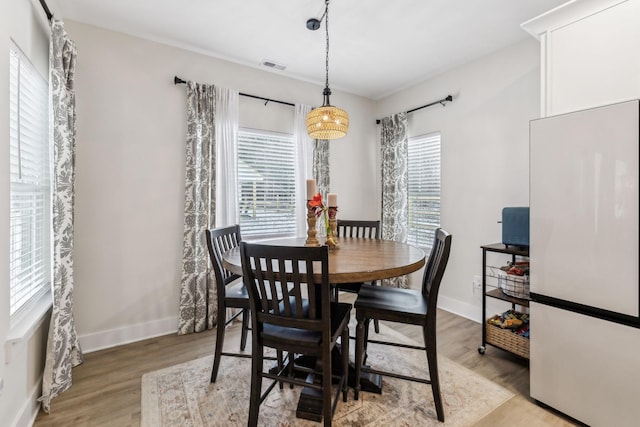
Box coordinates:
[529,99,640,426]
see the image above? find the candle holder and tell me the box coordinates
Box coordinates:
[327,206,339,250]
[305,201,320,247]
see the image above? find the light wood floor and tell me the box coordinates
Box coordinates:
[33,294,581,427]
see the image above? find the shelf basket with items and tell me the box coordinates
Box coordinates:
[488,260,530,300]
[486,309,530,359]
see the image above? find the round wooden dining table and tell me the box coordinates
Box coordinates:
[222,236,426,283]
[222,236,426,422]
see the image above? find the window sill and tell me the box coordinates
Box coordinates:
[5,290,52,364]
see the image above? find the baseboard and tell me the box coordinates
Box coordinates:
[77,296,480,354]
[438,295,482,323]
[13,377,41,427]
[79,316,179,353]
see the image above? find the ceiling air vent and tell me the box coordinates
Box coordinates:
[261,60,286,71]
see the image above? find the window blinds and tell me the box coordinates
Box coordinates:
[407,132,441,251]
[9,44,51,317]
[237,129,297,237]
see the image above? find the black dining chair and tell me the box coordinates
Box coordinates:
[205,225,252,383]
[335,219,381,333]
[353,228,452,422]
[240,242,351,427]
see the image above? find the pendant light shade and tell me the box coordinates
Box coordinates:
[306,0,348,140]
[306,105,349,140]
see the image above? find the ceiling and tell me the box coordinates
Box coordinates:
[53,0,568,100]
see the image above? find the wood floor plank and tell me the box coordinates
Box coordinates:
[33,294,579,426]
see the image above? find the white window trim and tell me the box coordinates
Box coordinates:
[6,289,52,364]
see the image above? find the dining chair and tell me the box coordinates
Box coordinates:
[335,219,381,333]
[240,242,351,427]
[205,225,252,383]
[353,228,452,422]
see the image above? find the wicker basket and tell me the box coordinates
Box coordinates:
[496,269,530,299]
[485,321,529,359]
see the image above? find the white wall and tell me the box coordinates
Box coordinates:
[63,21,378,351]
[1,2,51,426]
[376,38,541,320]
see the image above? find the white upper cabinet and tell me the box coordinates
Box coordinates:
[522,0,640,116]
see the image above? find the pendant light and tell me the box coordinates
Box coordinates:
[306,0,349,140]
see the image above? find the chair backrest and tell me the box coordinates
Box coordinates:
[422,228,452,314]
[206,225,242,289]
[336,219,380,239]
[240,242,330,334]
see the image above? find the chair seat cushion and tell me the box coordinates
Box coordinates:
[355,284,427,321]
[278,297,310,318]
[225,277,248,299]
[225,278,250,310]
[336,282,364,293]
[225,277,287,305]
[262,302,351,350]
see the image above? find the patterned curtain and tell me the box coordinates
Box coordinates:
[313,139,330,237]
[380,112,409,288]
[40,19,83,413]
[178,82,217,334]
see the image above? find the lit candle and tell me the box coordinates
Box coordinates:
[328,193,337,207]
[306,179,316,200]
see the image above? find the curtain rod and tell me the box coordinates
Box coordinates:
[38,0,53,21]
[375,95,453,124]
[174,76,295,108]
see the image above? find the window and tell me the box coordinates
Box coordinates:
[9,43,51,318]
[407,132,441,251]
[237,129,297,238]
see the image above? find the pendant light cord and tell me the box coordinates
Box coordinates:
[324,0,330,91]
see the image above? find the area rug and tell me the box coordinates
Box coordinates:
[141,324,513,426]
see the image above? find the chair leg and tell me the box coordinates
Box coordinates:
[248,344,263,427]
[363,318,371,365]
[341,325,349,402]
[240,308,250,351]
[211,308,227,383]
[322,347,333,427]
[288,352,295,389]
[424,326,444,422]
[277,350,284,389]
[354,317,365,400]
[372,281,380,334]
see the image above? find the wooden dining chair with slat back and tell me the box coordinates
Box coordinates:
[335,219,381,333]
[353,228,452,422]
[240,242,351,427]
[205,225,252,383]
